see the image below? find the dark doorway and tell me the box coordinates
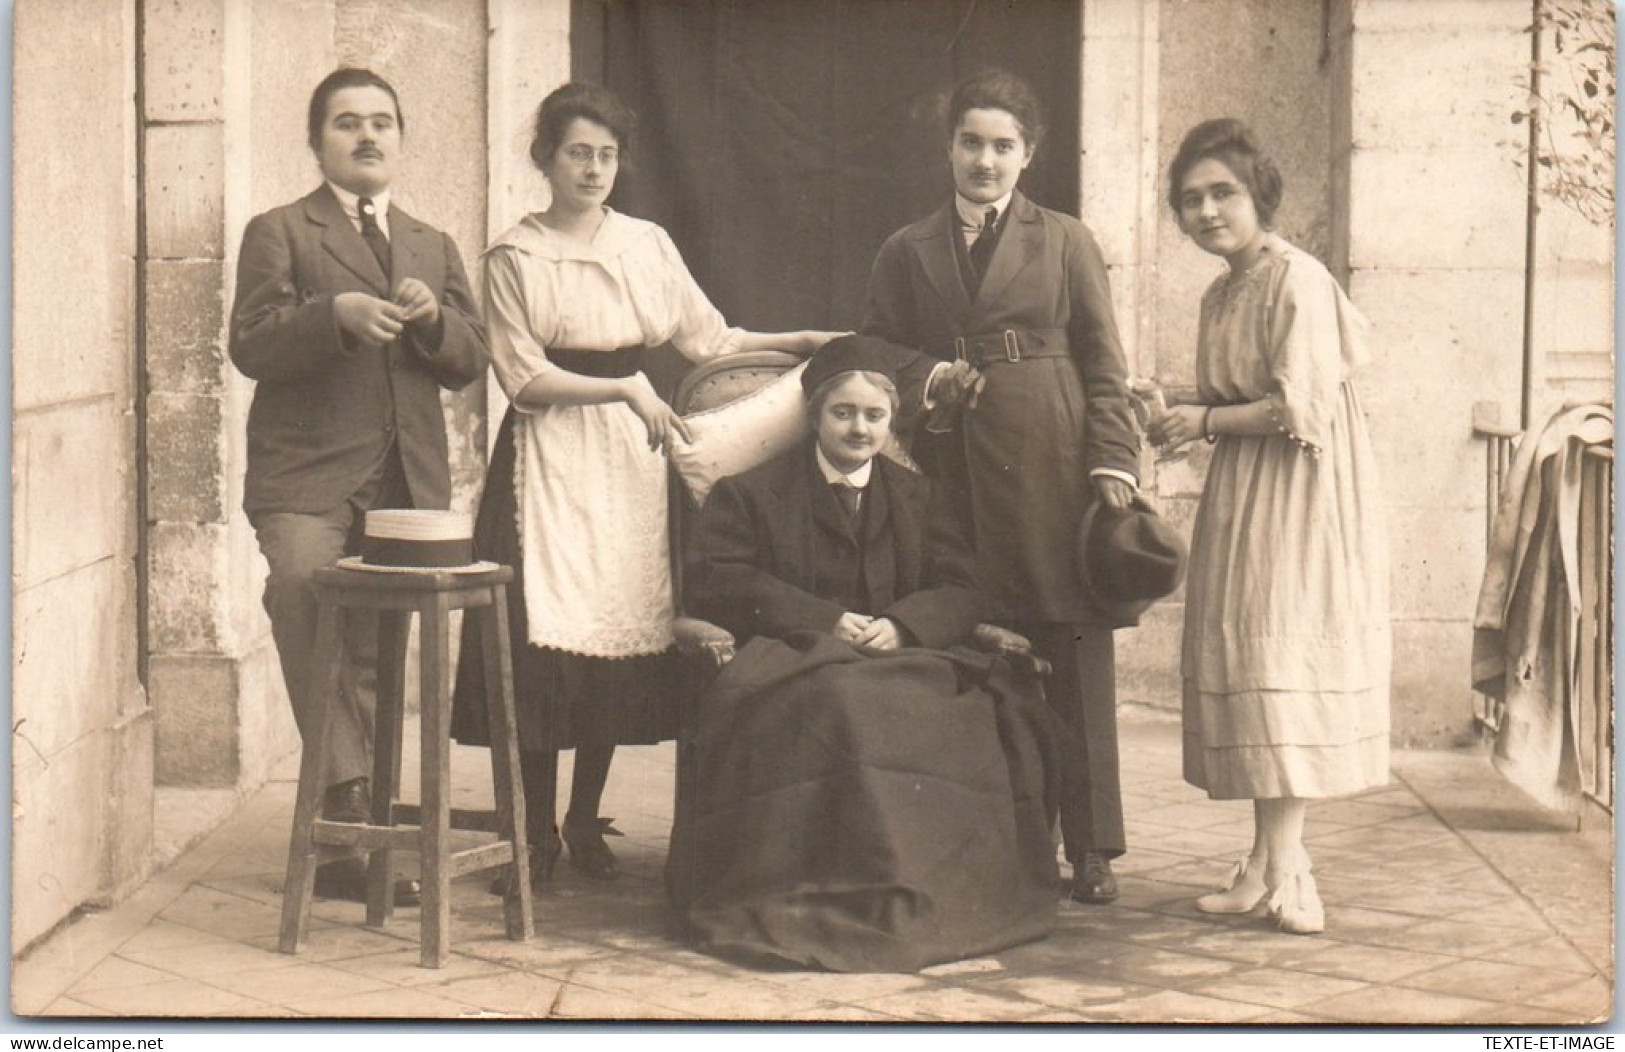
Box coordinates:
[572,0,1081,333]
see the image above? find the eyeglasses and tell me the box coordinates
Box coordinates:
[562,145,619,167]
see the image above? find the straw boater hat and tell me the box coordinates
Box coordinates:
[338,509,487,573]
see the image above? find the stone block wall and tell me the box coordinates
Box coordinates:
[1092,0,1589,747]
[1337,0,1531,745]
[12,0,150,952]
[136,0,504,850]
[144,0,280,795]
[1089,0,1338,712]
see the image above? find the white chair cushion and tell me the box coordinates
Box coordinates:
[671,362,811,506]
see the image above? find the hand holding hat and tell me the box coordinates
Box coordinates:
[1076,495,1188,627]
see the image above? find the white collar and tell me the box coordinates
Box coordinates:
[955,191,1013,231]
[327,182,391,232]
[815,443,873,489]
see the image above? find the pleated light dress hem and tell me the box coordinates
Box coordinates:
[1181,680,1391,800]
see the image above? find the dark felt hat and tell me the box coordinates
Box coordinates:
[800,334,913,397]
[1076,495,1188,626]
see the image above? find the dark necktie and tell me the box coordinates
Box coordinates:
[831,480,862,525]
[358,196,391,277]
[968,205,999,277]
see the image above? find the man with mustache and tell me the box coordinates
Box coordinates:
[229,68,488,904]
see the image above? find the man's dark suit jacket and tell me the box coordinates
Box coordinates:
[685,443,985,650]
[229,185,487,517]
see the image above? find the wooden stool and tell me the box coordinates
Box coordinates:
[278,563,532,968]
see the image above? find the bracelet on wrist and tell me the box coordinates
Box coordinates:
[1202,406,1218,444]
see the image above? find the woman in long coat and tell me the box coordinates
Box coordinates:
[861,69,1140,903]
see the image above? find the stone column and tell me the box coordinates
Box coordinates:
[144,0,303,835]
[1080,0,1182,705]
[1094,0,1336,711]
[12,0,150,950]
[484,0,572,445]
[1335,0,1530,744]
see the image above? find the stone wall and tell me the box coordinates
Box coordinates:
[1092,0,1597,747]
[1337,0,1532,745]
[145,0,495,830]
[12,0,150,952]
[1091,0,1339,714]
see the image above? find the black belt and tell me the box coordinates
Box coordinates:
[935,328,1069,367]
[549,345,646,379]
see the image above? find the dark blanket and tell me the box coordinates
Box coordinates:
[667,631,1061,973]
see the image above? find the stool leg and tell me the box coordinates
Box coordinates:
[419,593,454,968]
[366,609,411,928]
[481,585,533,941]
[279,598,344,954]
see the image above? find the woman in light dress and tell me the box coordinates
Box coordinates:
[452,83,833,885]
[1150,119,1391,934]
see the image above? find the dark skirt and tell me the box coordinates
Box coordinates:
[450,407,682,753]
[666,631,1062,973]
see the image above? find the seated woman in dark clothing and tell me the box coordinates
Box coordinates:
[666,334,1060,974]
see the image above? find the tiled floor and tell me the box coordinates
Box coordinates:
[12,712,1615,1025]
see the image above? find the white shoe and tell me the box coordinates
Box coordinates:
[1195,857,1268,915]
[1268,869,1325,935]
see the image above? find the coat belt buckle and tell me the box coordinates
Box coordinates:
[1003,329,1021,363]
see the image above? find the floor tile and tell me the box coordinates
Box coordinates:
[67,978,271,1018]
[421,969,568,1017]
[204,961,397,1005]
[324,946,513,986]
[1066,944,1249,987]
[1068,986,1275,1024]
[1397,956,1596,1003]
[38,997,118,1017]
[549,981,698,1020]
[155,885,287,941]
[64,956,180,995]
[779,1002,912,1022]
[1343,916,1547,958]
[853,984,1048,1023]
[1305,984,1507,1024]
[1472,935,1604,974]
[242,925,415,962]
[1266,940,1460,981]
[120,937,309,981]
[116,919,234,954]
[12,716,1615,1029]
[286,985,495,1019]
[1181,965,1371,1010]
[974,973,1163,1009]
[1519,974,1615,1021]
[720,966,928,1003]
[456,932,623,974]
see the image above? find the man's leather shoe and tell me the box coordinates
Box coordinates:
[313,857,421,907]
[323,778,370,824]
[1070,851,1120,904]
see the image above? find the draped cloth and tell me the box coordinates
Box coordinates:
[667,631,1061,973]
[1472,402,1614,812]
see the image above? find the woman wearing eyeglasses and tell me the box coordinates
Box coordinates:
[451,83,834,889]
